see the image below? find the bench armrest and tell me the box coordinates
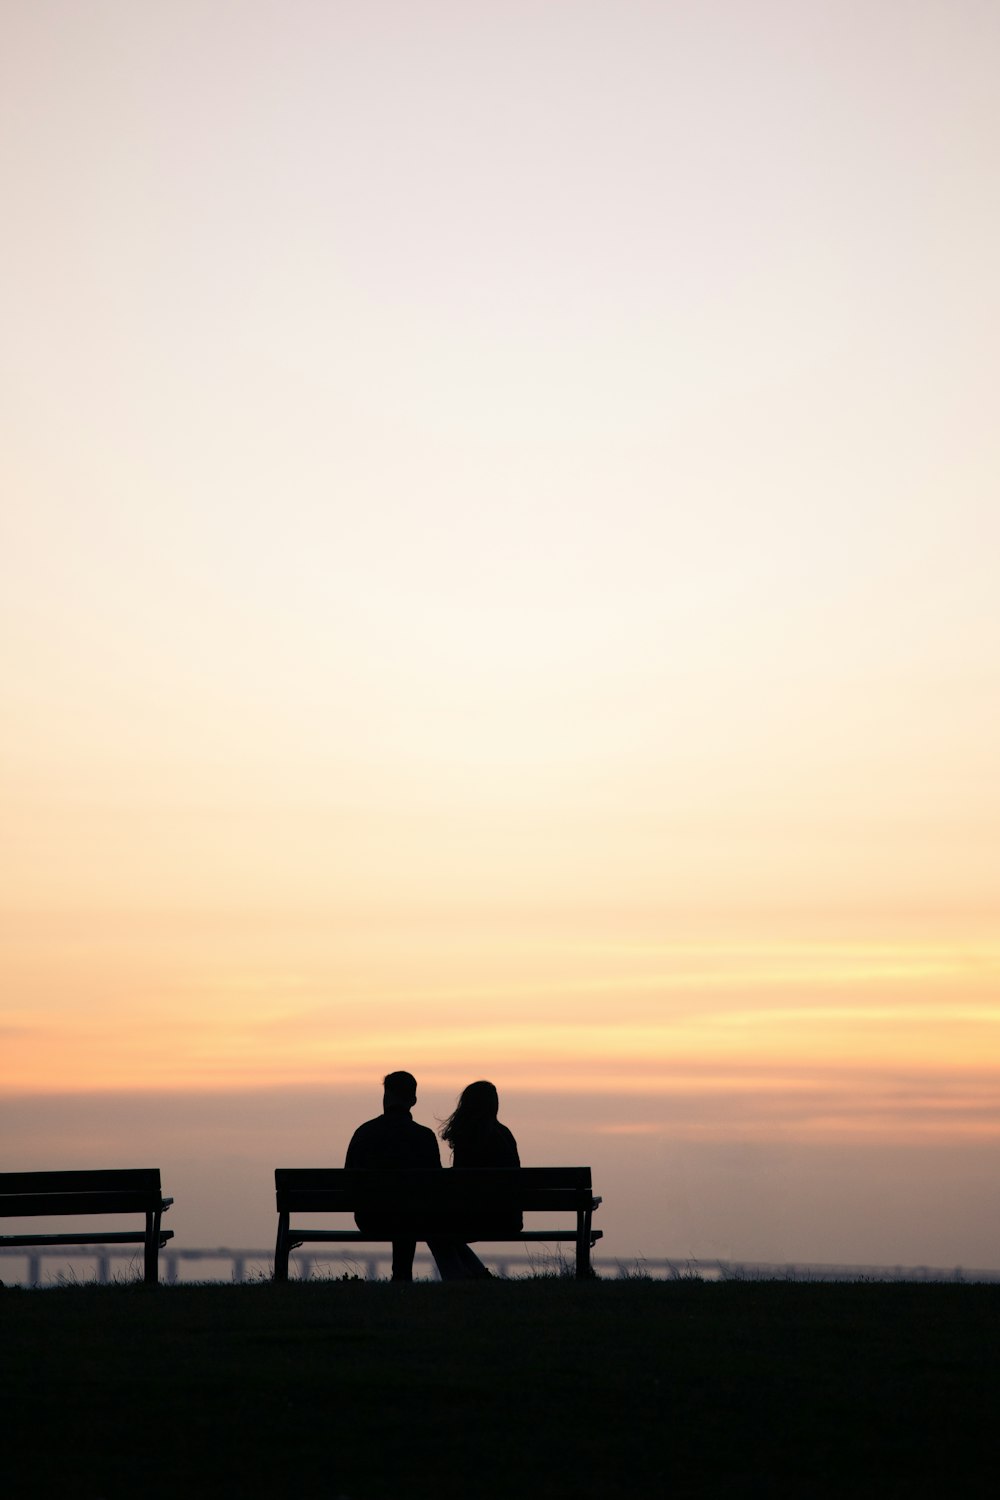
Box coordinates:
[161,1198,174,1210]
[591,1196,603,1208]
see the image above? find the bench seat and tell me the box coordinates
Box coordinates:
[274,1167,602,1281]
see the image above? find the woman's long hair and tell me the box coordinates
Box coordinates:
[440,1080,499,1151]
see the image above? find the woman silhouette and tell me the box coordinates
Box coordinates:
[430,1082,522,1280]
[441,1080,521,1174]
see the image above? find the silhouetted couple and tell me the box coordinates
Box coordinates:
[345,1071,520,1281]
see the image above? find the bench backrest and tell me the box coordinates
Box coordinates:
[0,1169,167,1220]
[276,1167,594,1217]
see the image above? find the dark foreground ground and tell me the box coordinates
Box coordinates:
[5,1278,999,1499]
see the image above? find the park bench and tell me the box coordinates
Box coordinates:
[0,1169,174,1285]
[274,1166,602,1281]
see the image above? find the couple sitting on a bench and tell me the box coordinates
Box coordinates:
[346,1071,520,1281]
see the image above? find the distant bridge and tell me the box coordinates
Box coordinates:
[2,1245,998,1287]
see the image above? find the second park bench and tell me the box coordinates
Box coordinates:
[0,1168,174,1285]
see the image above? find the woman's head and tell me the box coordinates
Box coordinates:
[441,1079,499,1146]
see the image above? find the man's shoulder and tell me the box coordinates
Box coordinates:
[386,1113,437,1142]
[404,1117,442,1166]
[345,1115,387,1167]
[403,1117,441,1155]
[346,1110,440,1168]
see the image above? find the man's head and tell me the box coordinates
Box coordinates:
[383,1071,418,1111]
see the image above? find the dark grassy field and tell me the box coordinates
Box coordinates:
[4,1277,998,1498]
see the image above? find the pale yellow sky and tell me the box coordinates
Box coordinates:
[2,3,1000,1261]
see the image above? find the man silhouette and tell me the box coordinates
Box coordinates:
[345,1071,441,1281]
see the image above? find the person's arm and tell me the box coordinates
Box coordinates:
[501,1126,521,1168]
[345,1126,365,1168]
[423,1127,443,1168]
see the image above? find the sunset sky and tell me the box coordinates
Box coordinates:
[3,1,1000,1268]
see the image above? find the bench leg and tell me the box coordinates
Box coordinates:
[274,1212,290,1283]
[144,1211,162,1285]
[576,1210,594,1279]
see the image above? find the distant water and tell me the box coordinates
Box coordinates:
[3,1246,999,1286]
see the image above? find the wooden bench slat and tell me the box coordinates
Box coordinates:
[0,1191,168,1218]
[0,1230,175,1247]
[279,1190,595,1214]
[0,1169,164,1194]
[283,1227,603,1244]
[275,1167,593,1191]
